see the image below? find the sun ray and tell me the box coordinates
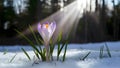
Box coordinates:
[17,0,95,42]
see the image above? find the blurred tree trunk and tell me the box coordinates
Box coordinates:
[0,0,4,29]
[27,0,38,22]
[51,0,59,13]
[112,0,116,40]
[85,12,88,42]
[36,0,41,20]
[90,0,92,12]
[99,0,107,41]
[36,0,46,21]
[95,0,98,12]
[112,0,119,40]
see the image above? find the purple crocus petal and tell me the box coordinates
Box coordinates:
[51,21,56,33]
[47,22,56,41]
[38,23,47,42]
[37,23,42,35]
[37,21,56,44]
[49,22,56,36]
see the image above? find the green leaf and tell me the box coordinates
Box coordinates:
[57,40,61,61]
[38,38,44,44]
[15,29,44,61]
[42,48,46,61]
[38,38,44,53]
[59,42,66,54]
[3,49,8,55]
[57,41,66,61]
[99,46,104,59]
[21,48,31,61]
[49,40,55,61]
[57,32,62,42]
[15,29,37,51]
[29,25,42,52]
[33,50,40,60]
[81,52,91,60]
[57,32,63,61]
[105,43,111,58]
[9,53,17,63]
[62,42,68,62]
[29,25,39,45]
[15,29,33,44]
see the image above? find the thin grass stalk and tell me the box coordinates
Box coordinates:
[62,42,68,62]
[81,52,91,60]
[3,49,8,55]
[49,40,55,61]
[9,53,17,63]
[57,32,62,61]
[33,50,40,60]
[99,46,104,59]
[105,43,111,58]
[29,25,42,52]
[57,42,60,61]
[15,29,44,60]
[21,48,31,61]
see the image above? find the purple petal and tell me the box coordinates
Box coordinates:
[42,21,49,29]
[37,23,41,33]
[37,21,56,43]
[43,21,49,24]
[50,21,56,33]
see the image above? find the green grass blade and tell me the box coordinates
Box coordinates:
[99,47,101,58]
[38,38,44,44]
[57,32,63,61]
[15,29,33,44]
[9,53,17,63]
[42,48,46,61]
[38,38,43,53]
[31,45,44,60]
[105,43,111,58]
[57,42,66,61]
[50,40,54,54]
[81,52,91,60]
[99,46,101,58]
[57,41,60,61]
[29,25,39,45]
[50,44,54,55]
[99,46,104,59]
[3,49,8,55]
[33,50,40,60]
[29,25,43,53]
[15,29,44,60]
[49,40,55,61]
[15,29,36,49]
[62,42,68,62]
[21,48,31,61]
[59,42,66,54]
[57,32,62,42]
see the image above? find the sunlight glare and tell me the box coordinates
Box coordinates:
[20,1,85,42]
[77,0,87,11]
[77,0,95,12]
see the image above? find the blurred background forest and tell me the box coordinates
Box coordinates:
[0,0,120,45]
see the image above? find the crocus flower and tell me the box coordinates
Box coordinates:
[38,21,56,61]
[38,21,56,44]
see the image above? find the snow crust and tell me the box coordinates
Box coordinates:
[0,41,120,68]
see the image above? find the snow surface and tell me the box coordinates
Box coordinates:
[0,41,120,68]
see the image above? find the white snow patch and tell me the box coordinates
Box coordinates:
[0,41,120,68]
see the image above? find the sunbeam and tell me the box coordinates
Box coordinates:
[18,0,95,42]
[77,0,95,12]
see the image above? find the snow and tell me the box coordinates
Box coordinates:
[0,41,120,68]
